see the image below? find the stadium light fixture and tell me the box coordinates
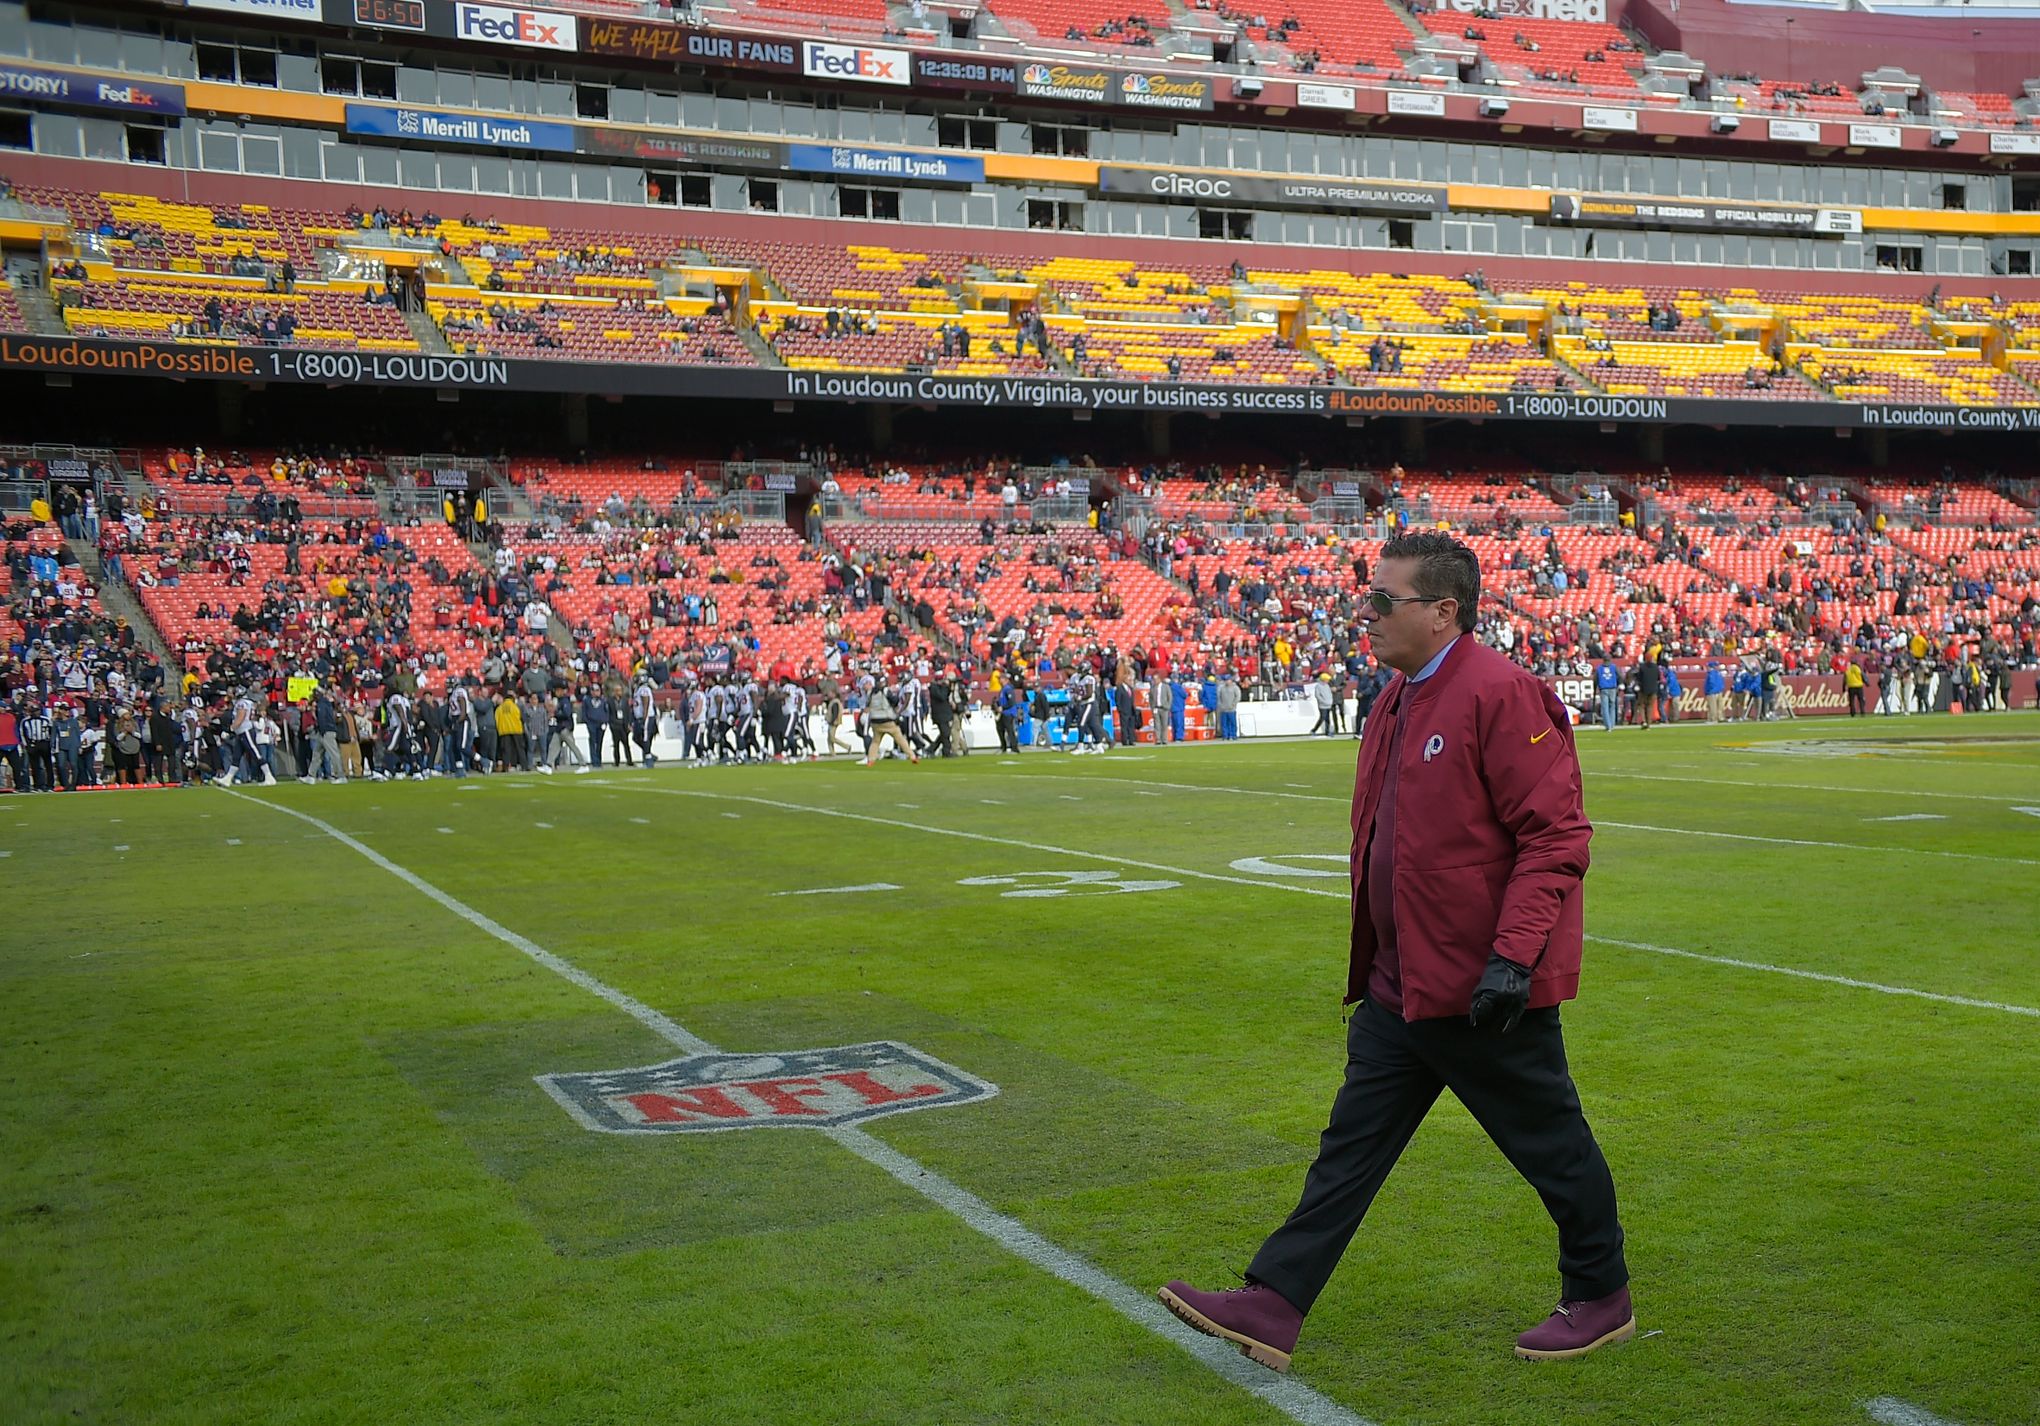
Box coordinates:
[1478,97,1511,119]
[1930,128,1959,146]
[1711,114,1740,134]
[1234,78,1264,99]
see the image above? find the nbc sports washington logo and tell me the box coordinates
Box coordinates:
[538,1041,998,1134]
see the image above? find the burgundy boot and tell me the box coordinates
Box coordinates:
[1158,1280,1304,1372]
[1514,1285,1636,1360]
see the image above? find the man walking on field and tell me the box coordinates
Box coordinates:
[1161,531,1631,1371]
[859,679,919,767]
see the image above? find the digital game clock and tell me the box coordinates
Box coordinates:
[354,0,426,32]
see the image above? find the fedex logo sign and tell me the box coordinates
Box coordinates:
[540,1040,998,1135]
[802,41,911,86]
[455,2,577,52]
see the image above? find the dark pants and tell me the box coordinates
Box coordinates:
[610,720,633,765]
[1247,999,1627,1313]
[1847,687,1866,717]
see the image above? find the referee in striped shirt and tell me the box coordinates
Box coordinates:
[20,701,55,793]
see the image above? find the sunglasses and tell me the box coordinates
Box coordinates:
[1364,591,1445,619]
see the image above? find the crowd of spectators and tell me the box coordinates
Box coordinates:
[5,451,2037,792]
[1,517,173,791]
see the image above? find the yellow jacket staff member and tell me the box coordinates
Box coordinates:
[494,694,526,772]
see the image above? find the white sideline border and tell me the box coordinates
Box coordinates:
[222,788,1374,1426]
[559,780,2040,1021]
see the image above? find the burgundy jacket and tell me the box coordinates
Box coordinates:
[1349,638,1590,1019]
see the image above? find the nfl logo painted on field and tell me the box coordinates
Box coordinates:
[538,1041,998,1134]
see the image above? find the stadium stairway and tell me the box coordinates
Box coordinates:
[896,585,972,665]
[822,524,976,663]
[1131,525,1217,608]
[1550,347,1610,394]
[738,323,781,367]
[465,530,576,656]
[403,307,453,355]
[67,537,174,665]
[4,256,66,336]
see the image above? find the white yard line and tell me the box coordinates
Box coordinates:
[771,883,902,897]
[224,789,1374,1426]
[1015,766,2040,817]
[1865,1397,1970,1426]
[1593,938,2040,1019]
[1019,772,1342,804]
[573,783,1350,901]
[1584,770,2039,805]
[1597,821,2040,868]
[565,782,2040,1020]
[997,773,2038,866]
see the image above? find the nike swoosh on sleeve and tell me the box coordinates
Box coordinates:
[1530,729,1551,744]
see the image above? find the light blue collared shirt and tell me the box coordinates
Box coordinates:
[1407,636,1461,685]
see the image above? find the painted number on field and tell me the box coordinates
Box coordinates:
[958,870,1180,898]
[1229,853,1349,879]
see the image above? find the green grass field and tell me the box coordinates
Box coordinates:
[4,714,2037,1426]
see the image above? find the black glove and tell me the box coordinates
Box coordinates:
[1468,953,1533,1033]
